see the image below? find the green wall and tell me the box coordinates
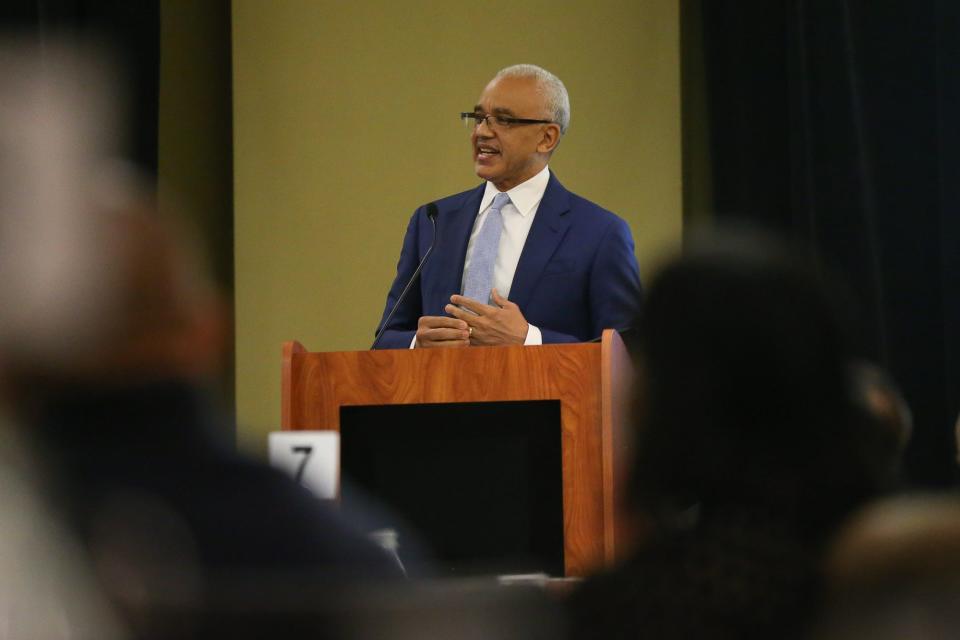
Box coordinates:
[232,0,682,455]
[159,0,233,288]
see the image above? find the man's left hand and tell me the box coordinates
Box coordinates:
[446,289,529,346]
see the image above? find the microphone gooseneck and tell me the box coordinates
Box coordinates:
[371,203,439,349]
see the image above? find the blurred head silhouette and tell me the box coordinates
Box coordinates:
[628,229,872,526]
[815,495,960,639]
[0,40,225,407]
[0,193,227,416]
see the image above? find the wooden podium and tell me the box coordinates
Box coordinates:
[280,329,635,577]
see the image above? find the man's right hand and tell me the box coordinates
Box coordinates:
[415,316,470,348]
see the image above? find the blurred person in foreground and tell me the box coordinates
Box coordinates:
[0,410,126,639]
[813,494,960,639]
[0,198,402,637]
[567,232,884,640]
[0,40,130,640]
[0,40,400,640]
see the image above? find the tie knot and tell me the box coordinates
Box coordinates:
[490,192,511,212]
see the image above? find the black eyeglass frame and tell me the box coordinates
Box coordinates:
[460,111,555,128]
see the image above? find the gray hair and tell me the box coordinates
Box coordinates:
[494,64,570,135]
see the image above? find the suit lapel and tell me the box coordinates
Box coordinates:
[426,184,483,310]
[508,173,572,311]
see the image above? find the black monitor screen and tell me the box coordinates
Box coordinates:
[339,400,564,577]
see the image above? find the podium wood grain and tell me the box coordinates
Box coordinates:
[280,330,633,577]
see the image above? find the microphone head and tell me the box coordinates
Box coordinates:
[426,203,439,222]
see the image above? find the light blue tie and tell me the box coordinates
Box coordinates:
[462,192,511,304]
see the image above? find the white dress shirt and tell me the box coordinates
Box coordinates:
[462,165,550,345]
[412,165,550,348]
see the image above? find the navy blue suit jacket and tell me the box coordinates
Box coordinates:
[375,173,643,348]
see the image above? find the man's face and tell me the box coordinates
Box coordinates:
[471,75,555,191]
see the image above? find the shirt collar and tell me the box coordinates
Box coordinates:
[479,165,550,217]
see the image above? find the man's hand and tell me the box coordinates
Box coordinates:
[446,289,529,346]
[415,316,470,348]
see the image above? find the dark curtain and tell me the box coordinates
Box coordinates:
[0,0,160,175]
[699,0,960,487]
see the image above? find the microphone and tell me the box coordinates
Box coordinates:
[371,203,439,349]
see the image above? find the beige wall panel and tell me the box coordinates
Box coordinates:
[233,0,681,454]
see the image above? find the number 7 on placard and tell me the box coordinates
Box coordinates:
[291,445,313,484]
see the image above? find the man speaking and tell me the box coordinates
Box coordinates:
[374,64,642,349]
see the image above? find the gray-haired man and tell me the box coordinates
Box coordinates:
[375,64,643,349]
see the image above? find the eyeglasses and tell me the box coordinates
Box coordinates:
[460,111,554,130]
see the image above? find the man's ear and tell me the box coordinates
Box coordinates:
[538,123,561,154]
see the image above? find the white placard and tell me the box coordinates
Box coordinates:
[268,430,340,499]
